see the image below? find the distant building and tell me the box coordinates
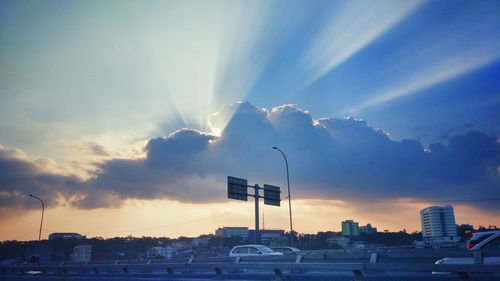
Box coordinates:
[191,237,210,248]
[326,236,350,248]
[146,246,173,259]
[215,227,249,239]
[48,232,85,240]
[413,240,425,248]
[171,240,193,256]
[360,223,378,234]
[420,205,459,245]
[248,229,284,244]
[456,224,474,238]
[342,220,360,236]
[478,225,498,231]
[268,236,289,247]
[27,245,51,263]
[70,245,92,262]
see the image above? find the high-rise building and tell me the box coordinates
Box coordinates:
[341,220,360,236]
[420,205,459,245]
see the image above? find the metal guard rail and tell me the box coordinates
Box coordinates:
[1,260,499,281]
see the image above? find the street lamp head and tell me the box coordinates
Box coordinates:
[29,194,34,197]
[272,146,278,149]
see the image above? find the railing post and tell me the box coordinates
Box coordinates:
[473,249,483,264]
[273,268,285,281]
[353,269,365,281]
[214,267,223,279]
[458,272,471,281]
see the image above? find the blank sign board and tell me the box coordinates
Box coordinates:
[228,176,248,201]
[263,184,281,206]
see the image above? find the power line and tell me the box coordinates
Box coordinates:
[45,212,233,235]
[12,229,40,240]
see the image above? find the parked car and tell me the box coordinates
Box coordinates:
[434,230,500,271]
[271,246,301,254]
[229,245,284,257]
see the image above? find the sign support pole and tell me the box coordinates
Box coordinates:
[254,184,260,244]
[228,176,280,245]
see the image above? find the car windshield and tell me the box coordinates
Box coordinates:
[256,246,274,253]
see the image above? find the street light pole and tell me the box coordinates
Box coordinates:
[29,194,44,241]
[272,146,294,247]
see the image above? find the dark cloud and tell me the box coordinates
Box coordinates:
[1,103,499,210]
[0,147,85,208]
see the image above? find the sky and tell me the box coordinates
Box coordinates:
[0,0,499,241]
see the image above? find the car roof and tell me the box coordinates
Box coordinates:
[233,244,269,248]
[469,231,500,250]
[471,230,500,238]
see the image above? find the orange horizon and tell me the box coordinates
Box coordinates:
[2,199,498,242]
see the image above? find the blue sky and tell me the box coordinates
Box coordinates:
[0,0,499,239]
[1,0,499,157]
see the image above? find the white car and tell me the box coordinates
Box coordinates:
[465,231,500,251]
[435,230,500,266]
[229,245,284,257]
[271,246,301,254]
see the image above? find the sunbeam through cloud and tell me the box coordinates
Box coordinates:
[300,0,424,87]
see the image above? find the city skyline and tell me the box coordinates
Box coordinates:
[1,0,499,241]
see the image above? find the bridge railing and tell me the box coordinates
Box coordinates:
[1,257,499,281]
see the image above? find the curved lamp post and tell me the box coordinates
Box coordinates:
[29,194,44,241]
[272,146,294,246]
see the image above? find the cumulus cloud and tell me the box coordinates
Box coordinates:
[1,103,499,210]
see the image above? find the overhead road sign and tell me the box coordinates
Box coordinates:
[228,176,248,201]
[264,184,281,206]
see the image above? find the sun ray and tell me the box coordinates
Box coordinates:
[300,0,424,87]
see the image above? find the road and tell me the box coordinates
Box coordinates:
[2,272,500,281]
